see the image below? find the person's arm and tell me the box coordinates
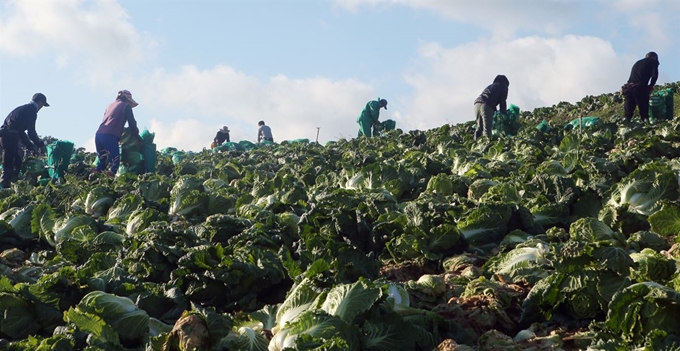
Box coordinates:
[19,132,35,151]
[499,86,508,114]
[226,133,230,143]
[257,127,262,143]
[650,63,658,87]
[124,105,139,134]
[26,115,43,151]
[369,101,381,124]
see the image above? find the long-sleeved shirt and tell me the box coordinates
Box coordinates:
[1,102,44,149]
[474,82,509,113]
[357,100,381,123]
[627,57,659,87]
[96,100,138,138]
[257,125,273,142]
[214,131,230,144]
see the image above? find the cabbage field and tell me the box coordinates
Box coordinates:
[1,83,680,351]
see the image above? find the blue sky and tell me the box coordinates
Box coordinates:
[1,0,678,151]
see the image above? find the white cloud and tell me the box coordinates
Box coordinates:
[333,0,577,37]
[398,35,635,131]
[0,0,155,83]
[127,65,377,151]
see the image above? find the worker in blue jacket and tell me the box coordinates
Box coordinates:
[357,98,387,137]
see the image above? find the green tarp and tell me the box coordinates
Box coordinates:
[492,104,521,137]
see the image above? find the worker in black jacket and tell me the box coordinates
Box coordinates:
[622,52,659,122]
[213,126,230,146]
[0,93,49,188]
[473,75,509,140]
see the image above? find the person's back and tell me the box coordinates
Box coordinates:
[258,121,273,142]
[628,57,659,85]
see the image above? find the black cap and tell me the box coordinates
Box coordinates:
[32,93,50,107]
[379,99,388,109]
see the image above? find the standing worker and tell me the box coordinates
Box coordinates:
[622,52,659,123]
[257,121,274,143]
[357,98,387,137]
[212,126,230,148]
[94,90,139,175]
[474,75,509,140]
[0,93,49,188]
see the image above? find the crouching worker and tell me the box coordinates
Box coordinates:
[0,93,49,188]
[94,90,139,175]
[357,98,387,137]
[212,126,230,148]
[474,75,509,140]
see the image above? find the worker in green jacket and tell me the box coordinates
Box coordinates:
[357,98,387,137]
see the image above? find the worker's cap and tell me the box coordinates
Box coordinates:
[221,126,230,133]
[32,93,50,107]
[379,99,388,109]
[117,90,139,108]
[646,51,659,64]
[258,120,265,126]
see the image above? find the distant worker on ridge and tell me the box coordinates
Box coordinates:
[94,90,140,175]
[257,121,274,143]
[622,52,659,123]
[473,75,509,140]
[212,126,230,148]
[357,98,387,137]
[0,93,49,188]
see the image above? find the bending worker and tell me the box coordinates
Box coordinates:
[257,121,274,143]
[94,90,139,175]
[357,98,387,137]
[622,52,659,123]
[0,93,49,188]
[473,75,509,140]
[212,126,230,148]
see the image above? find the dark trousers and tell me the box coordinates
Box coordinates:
[0,134,22,187]
[624,85,650,121]
[95,133,121,174]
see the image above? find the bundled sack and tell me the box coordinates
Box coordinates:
[649,89,674,123]
[565,116,600,131]
[46,140,75,180]
[536,119,552,132]
[492,104,521,137]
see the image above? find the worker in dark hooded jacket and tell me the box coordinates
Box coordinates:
[622,52,659,122]
[94,90,139,175]
[213,126,230,146]
[357,98,387,137]
[0,93,49,188]
[473,75,509,140]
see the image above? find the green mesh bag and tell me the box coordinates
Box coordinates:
[381,119,397,131]
[565,116,600,130]
[536,119,551,132]
[46,140,74,179]
[143,143,157,173]
[649,95,667,123]
[140,129,155,143]
[492,104,521,137]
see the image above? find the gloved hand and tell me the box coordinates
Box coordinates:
[648,85,655,92]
